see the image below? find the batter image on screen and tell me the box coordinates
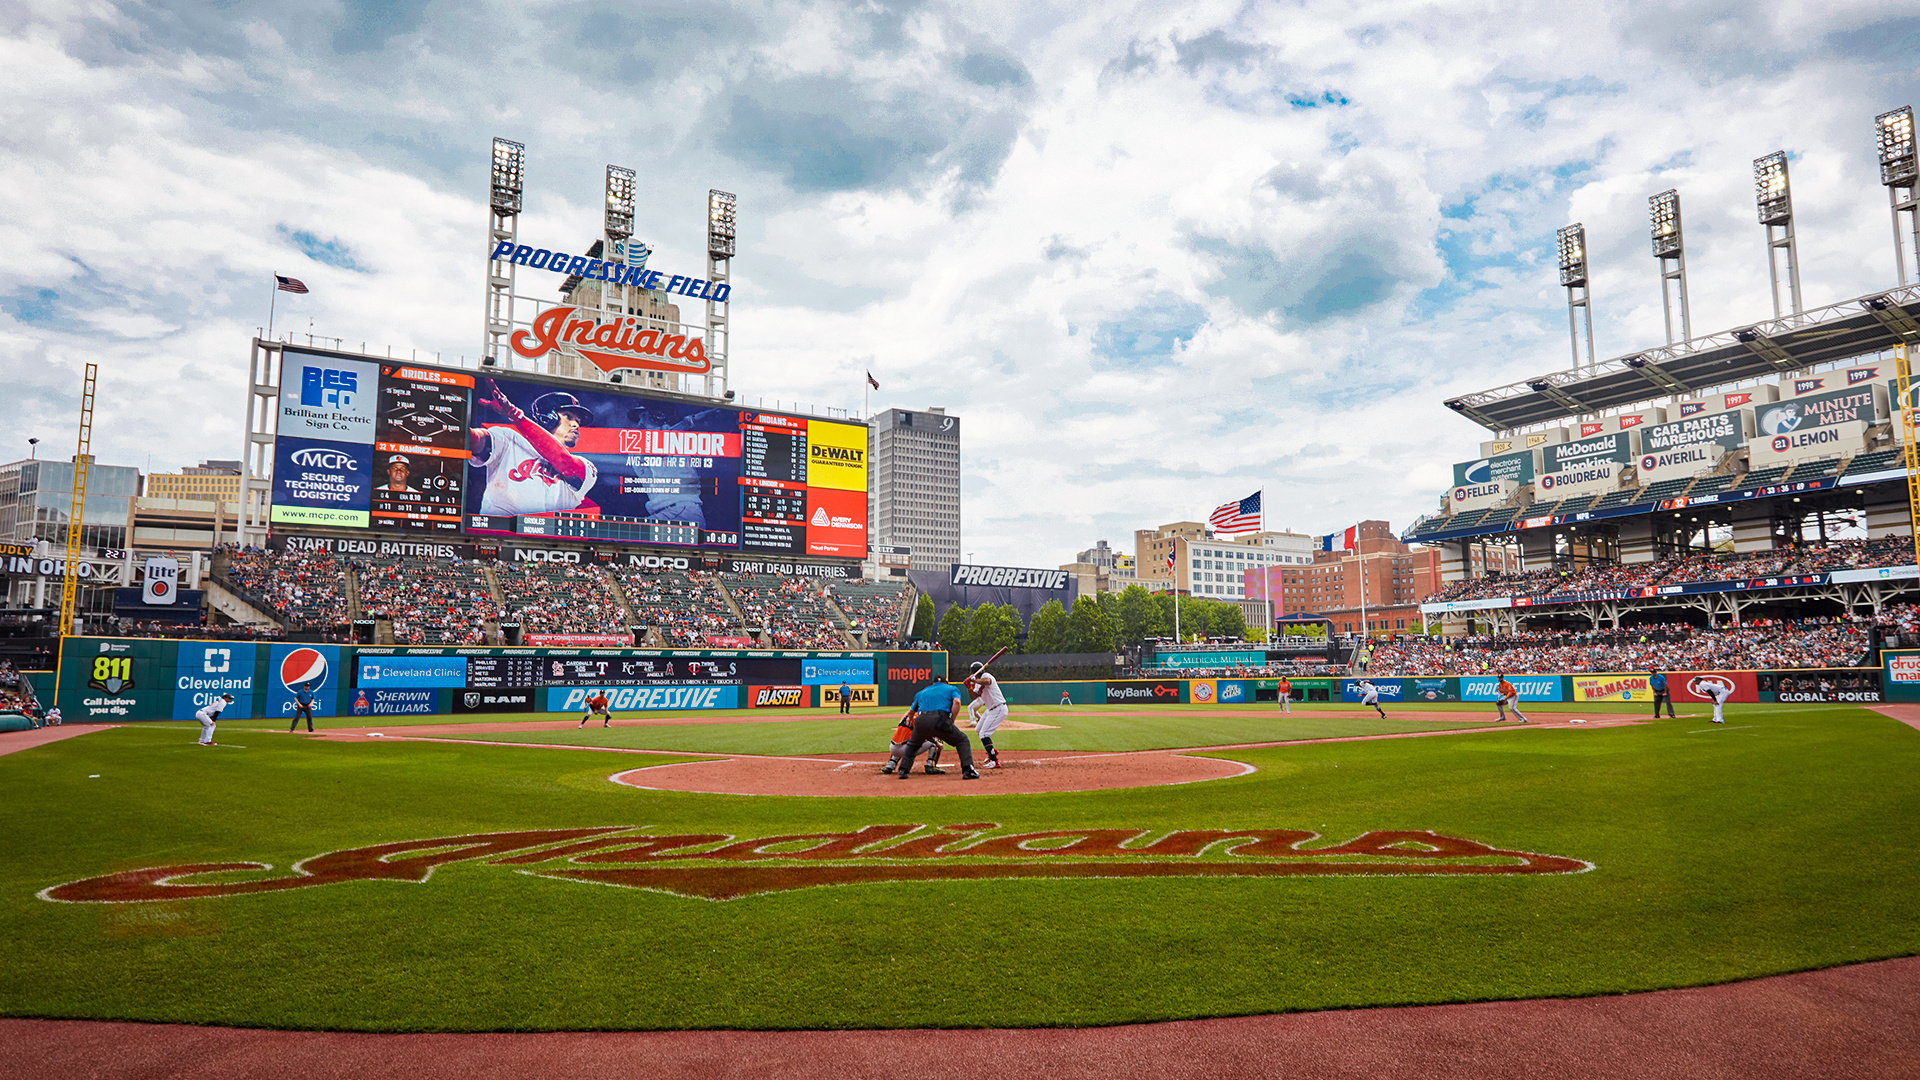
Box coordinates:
[462,375,745,544]
[468,380,600,517]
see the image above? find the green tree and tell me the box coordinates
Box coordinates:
[911,594,935,640]
[1067,594,1118,653]
[1000,604,1025,652]
[1117,585,1166,646]
[936,603,971,651]
[1209,600,1246,640]
[970,604,1018,655]
[1026,599,1070,654]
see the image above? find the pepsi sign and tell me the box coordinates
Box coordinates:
[269,644,340,717]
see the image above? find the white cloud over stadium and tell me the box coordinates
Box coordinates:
[2,0,1917,565]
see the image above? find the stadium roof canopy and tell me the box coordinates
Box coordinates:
[1445,283,1920,432]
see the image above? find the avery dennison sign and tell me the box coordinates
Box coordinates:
[1641,411,1746,453]
[1546,433,1632,471]
[949,564,1070,590]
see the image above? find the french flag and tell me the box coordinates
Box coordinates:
[1317,526,1357,551]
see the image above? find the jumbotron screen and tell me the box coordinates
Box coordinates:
[268,348,868,557]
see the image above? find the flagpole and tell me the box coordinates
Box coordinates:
[1358,528,1369,645]
[267,276,278,340]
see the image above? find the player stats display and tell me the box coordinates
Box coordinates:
[269,349,473,533]
[462,374,868,557]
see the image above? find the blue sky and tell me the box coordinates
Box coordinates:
[2,1,1917,566]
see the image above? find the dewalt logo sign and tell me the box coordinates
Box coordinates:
[805,420,868,493]
[820,684,879,708]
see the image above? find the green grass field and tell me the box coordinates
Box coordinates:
[3,702,1917,1031]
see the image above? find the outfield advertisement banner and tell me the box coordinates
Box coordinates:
[1460,676,1561,702]
[267,644,340,718]
[1105,680,1183,705]
[1187,679,1218,704]
[1340,679,1404,703]
[454,689,536,713]
[1756,669,1880,703]
[1407,678,1461,702]
[357,655,469,688]
[547,685,741,711]
[1570,673,1652,702]
[819,684,880,708]
[173,641,257,720]
[1671,672,1759,704]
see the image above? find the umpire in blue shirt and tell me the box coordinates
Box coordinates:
[897,680,980,780]
[1648,670,1675,718]
[291,682,318,732]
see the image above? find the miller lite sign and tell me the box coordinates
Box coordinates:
[142,556,180,606]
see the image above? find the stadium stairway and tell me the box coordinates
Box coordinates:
[820,594,858,647]
[711,577,753,640]
[601,575,640,633]
[344,567,360,621]
[203,576,287,630]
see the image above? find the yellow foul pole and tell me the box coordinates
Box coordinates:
[57,364,98,638]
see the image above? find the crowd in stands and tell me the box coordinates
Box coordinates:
[1364,618,1872,675]
[107,621,300,641]
[725,572,848,649]
[1425,537,1913,604]
[829,580,910,646]
[0,661,37,714]
[611,567,743,646]
[224,547,348,628]
[1873,601,1920,649]
[356,556,498,645]
[495,562,626,635]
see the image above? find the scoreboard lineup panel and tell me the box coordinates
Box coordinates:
[390,654,848,689]
[268,348,868,556]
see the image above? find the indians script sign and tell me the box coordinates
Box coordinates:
[41,824,1589,903]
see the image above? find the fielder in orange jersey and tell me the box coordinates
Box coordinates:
[1493,674,1528,724]
[579,691,614,728]
[1275,675,1292,714]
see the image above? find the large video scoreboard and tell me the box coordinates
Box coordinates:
[269,347,868,557]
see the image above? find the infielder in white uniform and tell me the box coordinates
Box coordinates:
[1358,680,1386,719]
[1705,679,1733,723]
[469,381,599,519]
[964,662,1009,768]
[196,693,233,746]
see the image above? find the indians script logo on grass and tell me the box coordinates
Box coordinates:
[38,825,1592,904]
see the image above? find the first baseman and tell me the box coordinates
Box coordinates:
[197,694,232,746]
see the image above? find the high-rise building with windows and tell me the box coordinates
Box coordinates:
[868,407,960,572]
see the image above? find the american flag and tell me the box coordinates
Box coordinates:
[275,275,309,294]
[867,371,880,390]
[1207,490,1262,535]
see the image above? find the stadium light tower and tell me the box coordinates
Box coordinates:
[1649,190,1691,344]
[1557,223,1597,371]
[705,189,737,400]
[1754,152,1804,318]
[1878,106,1919,285]
[483,137,526,367]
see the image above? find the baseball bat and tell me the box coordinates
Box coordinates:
[975,646,1010,673]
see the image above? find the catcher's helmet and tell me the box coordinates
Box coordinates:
[531,392,592,430]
